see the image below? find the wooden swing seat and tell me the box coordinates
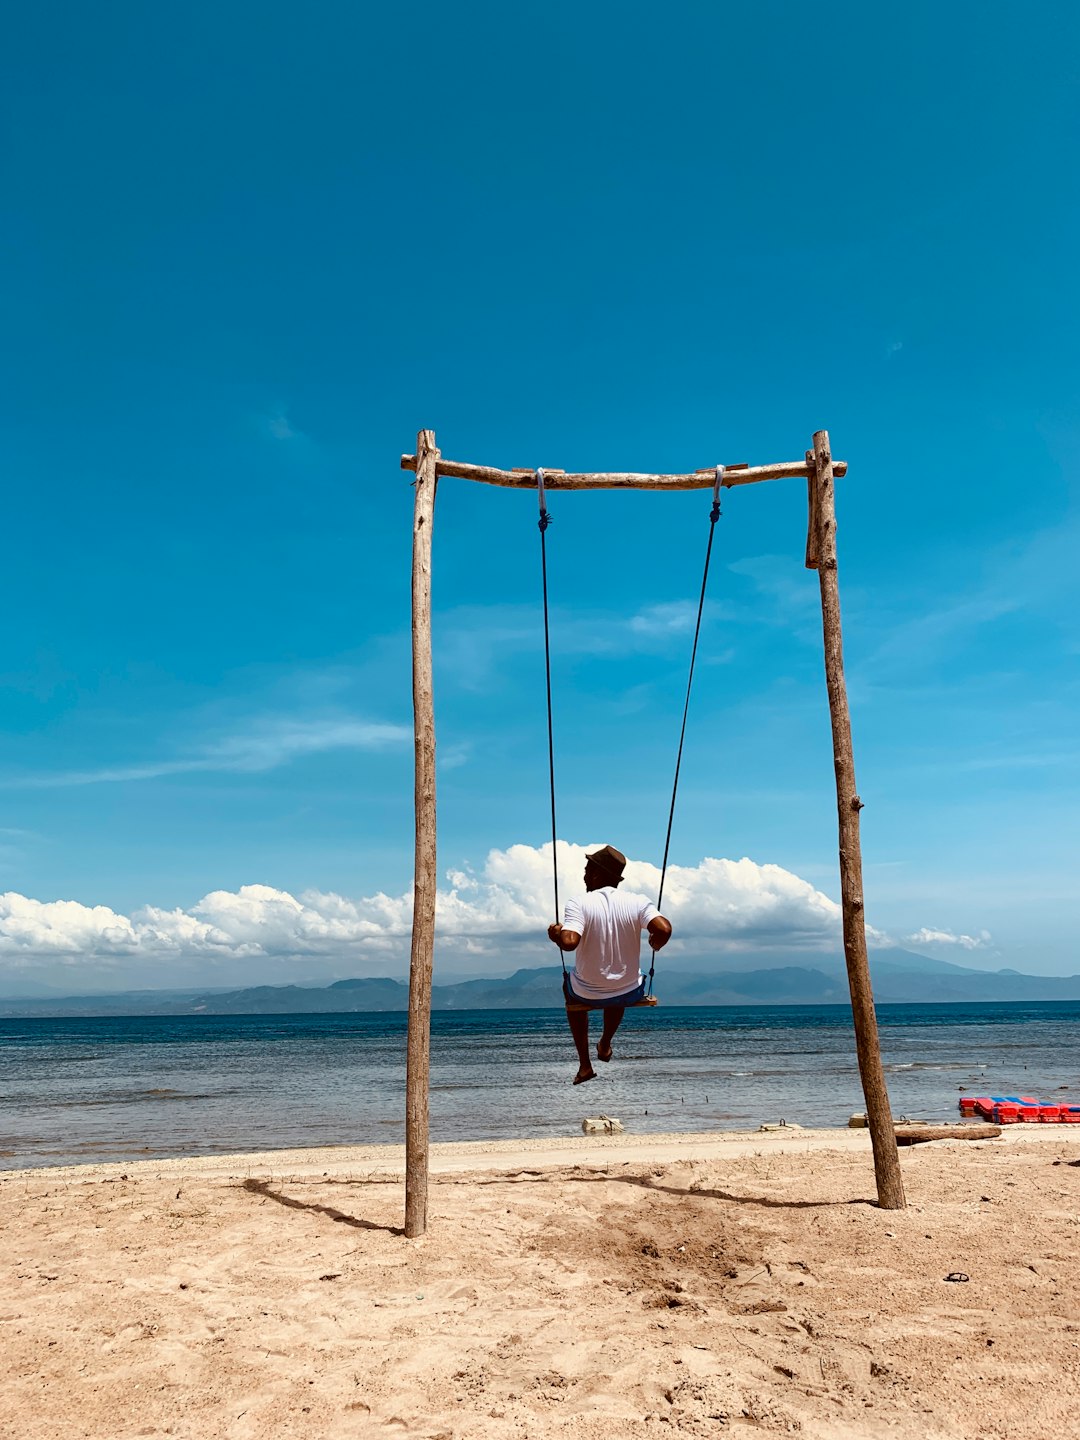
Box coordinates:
[565,995,658,1013]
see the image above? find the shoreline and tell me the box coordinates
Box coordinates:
[3,1120,1070,1185]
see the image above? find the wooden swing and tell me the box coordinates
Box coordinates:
[401,430,907,1236]
[536,464,725,1014]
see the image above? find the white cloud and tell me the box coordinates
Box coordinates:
[0,894,141,965]
[2,716,410,789]
[0,843,851,978]
[868,595,1020,672]
[268,411,297,440]
[905,926,991,951]
[629,602,698,636]
[261,407,308,442]
[723,556,819,640]
[203,718,409,771]
[435,600,730,690]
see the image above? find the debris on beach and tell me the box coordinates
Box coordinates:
[895,1124,1001,1145]
[582,1115,624,1134]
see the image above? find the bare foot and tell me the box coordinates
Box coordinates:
[573,1065,597,1085]
[597,1041,613,1063]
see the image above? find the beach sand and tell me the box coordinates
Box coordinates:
[3,1127,1079,1439]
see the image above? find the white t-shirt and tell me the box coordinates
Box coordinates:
[562,887,660,1000]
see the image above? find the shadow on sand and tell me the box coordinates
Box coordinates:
[240,1176,404,1235]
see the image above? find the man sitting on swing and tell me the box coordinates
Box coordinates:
[547,845,673,1085]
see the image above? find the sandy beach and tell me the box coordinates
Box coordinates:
[3,1126,1079,1440]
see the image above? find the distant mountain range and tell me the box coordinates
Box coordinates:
[2,948,1080,1016]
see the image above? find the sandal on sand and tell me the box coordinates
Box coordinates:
[573,1067,597,1085]
[596,1042,613,1063]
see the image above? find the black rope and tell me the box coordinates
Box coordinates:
[537,468,566,976]
[649,465,724,992]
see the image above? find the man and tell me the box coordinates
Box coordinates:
[547,845,673,1085]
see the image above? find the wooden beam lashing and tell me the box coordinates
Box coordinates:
[811,429,906,1212]
[404,428,439,1239]
[804,450,820,570]
[400,455,847,490]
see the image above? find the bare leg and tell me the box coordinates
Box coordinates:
[597,1007,626,1062]
[566,1007,595,1084]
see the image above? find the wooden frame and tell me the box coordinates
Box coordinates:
[402,428,905,1236]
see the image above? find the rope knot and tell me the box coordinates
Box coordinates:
[711,464,725,523]
[536,467,551,532]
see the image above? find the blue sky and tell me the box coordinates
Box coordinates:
[1,3,1078,990]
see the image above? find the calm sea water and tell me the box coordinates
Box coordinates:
[2,1001,1079,1170]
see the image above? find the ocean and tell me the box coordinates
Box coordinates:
[2,1000,1079,1170]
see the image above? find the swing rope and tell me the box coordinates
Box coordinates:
[537,464,724,995]
[536,469,566,978]
[657,465,724,913]
[647,465,724,994]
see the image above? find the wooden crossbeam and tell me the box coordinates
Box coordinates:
[400,454,847,490]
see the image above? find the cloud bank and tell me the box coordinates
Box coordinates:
[0,843,850,983]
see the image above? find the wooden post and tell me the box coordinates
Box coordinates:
[808,430,906,1211]
[405,428,439,1237]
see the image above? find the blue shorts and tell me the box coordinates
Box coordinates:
[563,974,647,1008]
